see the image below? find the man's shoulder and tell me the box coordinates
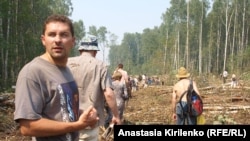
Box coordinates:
[118,69,128,74]
[174,79,190,87]
[67,56,81,67]
[94,59,108,68]
[68,56,80,62]
[21,57,47,71]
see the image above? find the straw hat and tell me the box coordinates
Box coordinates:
[176,67,190,78]
[112,71,122,80]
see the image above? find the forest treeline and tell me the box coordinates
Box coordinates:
[1,0,250,92]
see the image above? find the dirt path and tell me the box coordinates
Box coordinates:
[123,85,250,125]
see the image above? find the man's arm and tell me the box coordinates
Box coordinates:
[172,89,177,113]
[171,85,178,121]
[104,87,121,124]
[192,81,201,96]
[18,106,99,137]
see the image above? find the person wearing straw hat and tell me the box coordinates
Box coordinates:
[171,67,201,125]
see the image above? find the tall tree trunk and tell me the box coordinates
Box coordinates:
[231,1,237,72]
[177,30,180,69]
[173,29,179,70]
[216,20,221,73]
[3,0,13,89]
[208,23,213,74]
[223,0,233,72]
[199,1,203,75]
[164,30,168,74]
[0,17,3,88]
[185,0,190,68]
[239,0,246,71]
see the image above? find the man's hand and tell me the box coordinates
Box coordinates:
[172,113,177,121]
[78,106,99,129]
[111,116,122,125]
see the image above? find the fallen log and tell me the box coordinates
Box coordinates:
[199,86,216,91]
[203,105,250,111]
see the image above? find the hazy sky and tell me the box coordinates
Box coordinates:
[70,0,171,61]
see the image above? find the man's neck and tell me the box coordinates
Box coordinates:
[81,51,96,57]
[40,53,67,67]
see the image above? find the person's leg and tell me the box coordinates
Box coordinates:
[187,115,197,125]
[104,105,113,128]
[176,114,185,125]
[233,81,237,87]
[128,86,132,98]
[176,102,187,125]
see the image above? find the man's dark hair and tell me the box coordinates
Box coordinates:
[118,63,123,68]
[42,14,74,36]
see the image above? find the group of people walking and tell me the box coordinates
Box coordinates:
[222,70,238,88]
[14,13,239,141]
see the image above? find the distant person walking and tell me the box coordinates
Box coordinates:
[222,70,228,84]
[105,71,129,127]
[231,74,237,88]
[172,67,201,125]
[130,76,138,92]
[112,71,128,122]
[114,63,131,98]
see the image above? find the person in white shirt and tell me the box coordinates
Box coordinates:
[222,70,228,83]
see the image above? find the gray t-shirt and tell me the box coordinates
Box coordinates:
[14,57,79,141]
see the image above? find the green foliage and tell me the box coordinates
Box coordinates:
[213,115,237,125]
[0,0,81,92]
[108,0,250,78]
[73,20,85,43]
[2,0,250,92]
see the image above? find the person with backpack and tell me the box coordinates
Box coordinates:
[171,67,201,125]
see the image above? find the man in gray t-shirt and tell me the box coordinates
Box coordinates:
[14,14,98,141]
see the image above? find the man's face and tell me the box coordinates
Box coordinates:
[41,22,75,61]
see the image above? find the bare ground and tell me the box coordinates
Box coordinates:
[1,76,250,141]
[124,85,250,125]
